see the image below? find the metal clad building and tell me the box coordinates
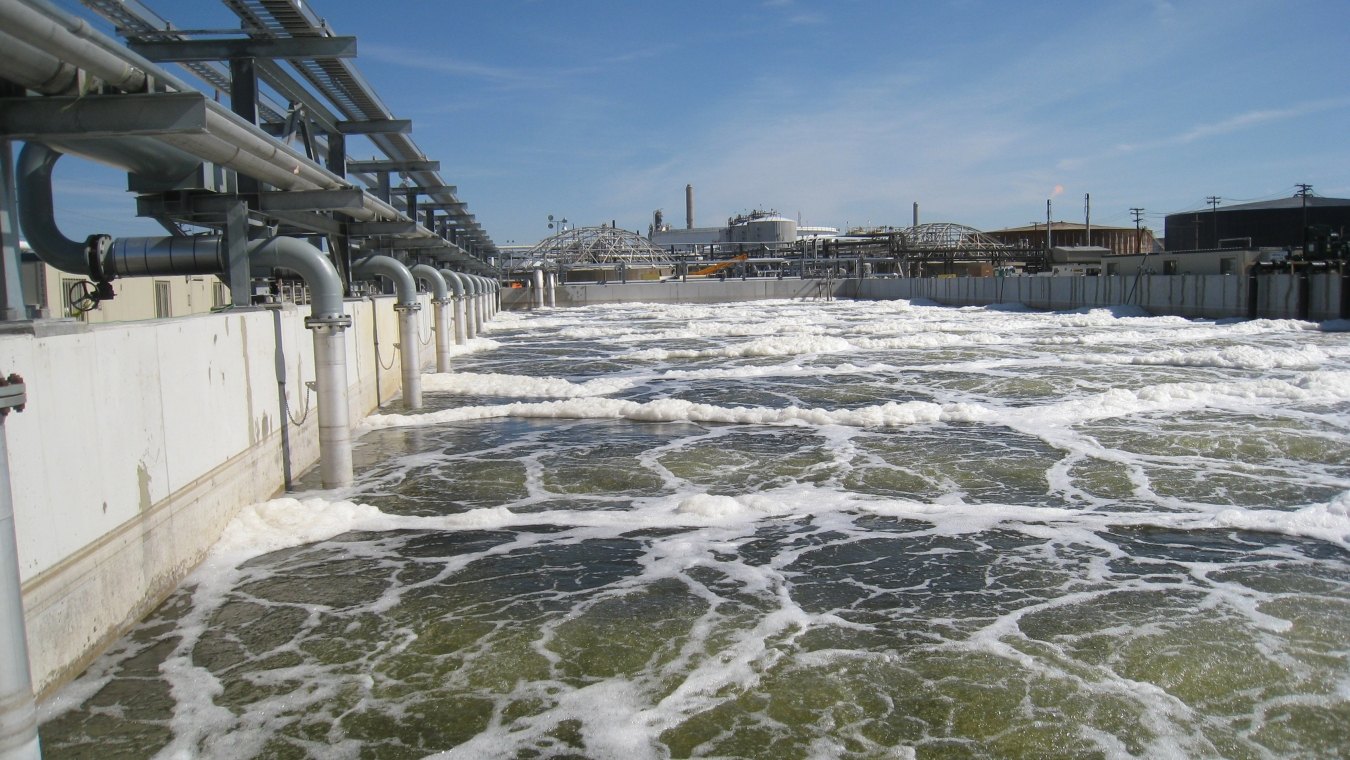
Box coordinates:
[1164,196,1350,251]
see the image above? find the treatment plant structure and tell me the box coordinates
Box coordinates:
[0,1,1348,757]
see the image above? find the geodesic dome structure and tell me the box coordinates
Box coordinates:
[526,226,672,268]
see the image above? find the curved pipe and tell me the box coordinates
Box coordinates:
[247,238,347,321]
[410,264,447,301]
[411,264,450,373]
[352,255,418,307]
[16,142,88,274]
[440,269,465,300]
[440,269,468,345]
[352,255,422,409]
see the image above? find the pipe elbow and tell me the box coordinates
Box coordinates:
[410,264,448,301]
[248,237,346,321]
[352,254,418,307]
[16,142,99,276]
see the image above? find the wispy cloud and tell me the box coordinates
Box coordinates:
[1088,98,1350,160]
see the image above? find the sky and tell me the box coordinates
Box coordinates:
[44,0,1350,247]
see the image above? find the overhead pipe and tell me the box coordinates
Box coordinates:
[352,255,422,410]
[411,263,451,373]
[0,0,510,269]
[440,269,468,345]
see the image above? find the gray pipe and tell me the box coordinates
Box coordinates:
[352,255,422,409]
[460,273,479,340]
[0,27,82,94]
[533,268,544,309]
[411,263,451,373]
[15,142,87,275]
[252,237,352,488]
[467,275,484,337]
[440,269,468,345]
[0,0,146,93]
[0,413,39,758]
[545,270,557,308]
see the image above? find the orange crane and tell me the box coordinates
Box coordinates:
[689,254,748,277]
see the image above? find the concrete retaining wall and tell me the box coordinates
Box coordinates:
[855,273,1345,321]
[502,277,849,309]
[1,293,429,696]
[501,273,1344,322]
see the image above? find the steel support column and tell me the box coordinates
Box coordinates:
[0,140,25,321]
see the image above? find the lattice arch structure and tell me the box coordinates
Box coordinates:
[526,226,672,268]
[900,223,1010,250]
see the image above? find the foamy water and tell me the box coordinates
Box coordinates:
[40,298,1350,759]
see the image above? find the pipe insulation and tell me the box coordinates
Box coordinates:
[352,255,422,410]
[411,264,451,373]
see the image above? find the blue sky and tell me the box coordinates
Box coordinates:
[47,0,1350,246]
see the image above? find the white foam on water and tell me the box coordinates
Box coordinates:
[1081,344,1330,371]
[421,371,637,398]
[43,296,1350,758]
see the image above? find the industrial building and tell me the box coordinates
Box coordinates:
[648,184,836,251]
[985,221,1160,256]
[1164,195,1350,252]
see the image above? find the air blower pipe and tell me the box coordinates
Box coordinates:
[17,144,354,487]
[410,264,451,373]
[352,255,422,410]
[440,269,468,345]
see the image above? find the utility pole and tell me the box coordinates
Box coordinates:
[1206,196,1220,249]
[1046,199,1053,251]
[1295,183,1313,253]
[1130,207,1145,254]
[1084,193,1091,247]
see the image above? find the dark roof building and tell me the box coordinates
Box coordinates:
[1164,196,1350,252]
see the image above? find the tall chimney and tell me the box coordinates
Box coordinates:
[686,184,695,229]
[912,201,919,228]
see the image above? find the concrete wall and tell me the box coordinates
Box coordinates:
[503,277,851,309]
[855,273,1344,321]
[0,293,431,696]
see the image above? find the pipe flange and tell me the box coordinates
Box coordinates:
[431,298,452,306]
[0,373,27,416]
[85,234,114,282]
[305,314,353,329]
[393,303,422,313]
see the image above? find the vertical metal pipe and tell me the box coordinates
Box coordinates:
[309,321,353,488]
[545,271,556,307]
[440,269,467,345]
[0,140,27,321]
[463,276,478,340]
[533,267,544,309]
[396,305,422,409]
[432,298,451,372]
[0,377,40,759]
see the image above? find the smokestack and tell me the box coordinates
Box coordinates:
[912,202,919,228]
[1084,193,1091,247]
[686,184,695,229]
